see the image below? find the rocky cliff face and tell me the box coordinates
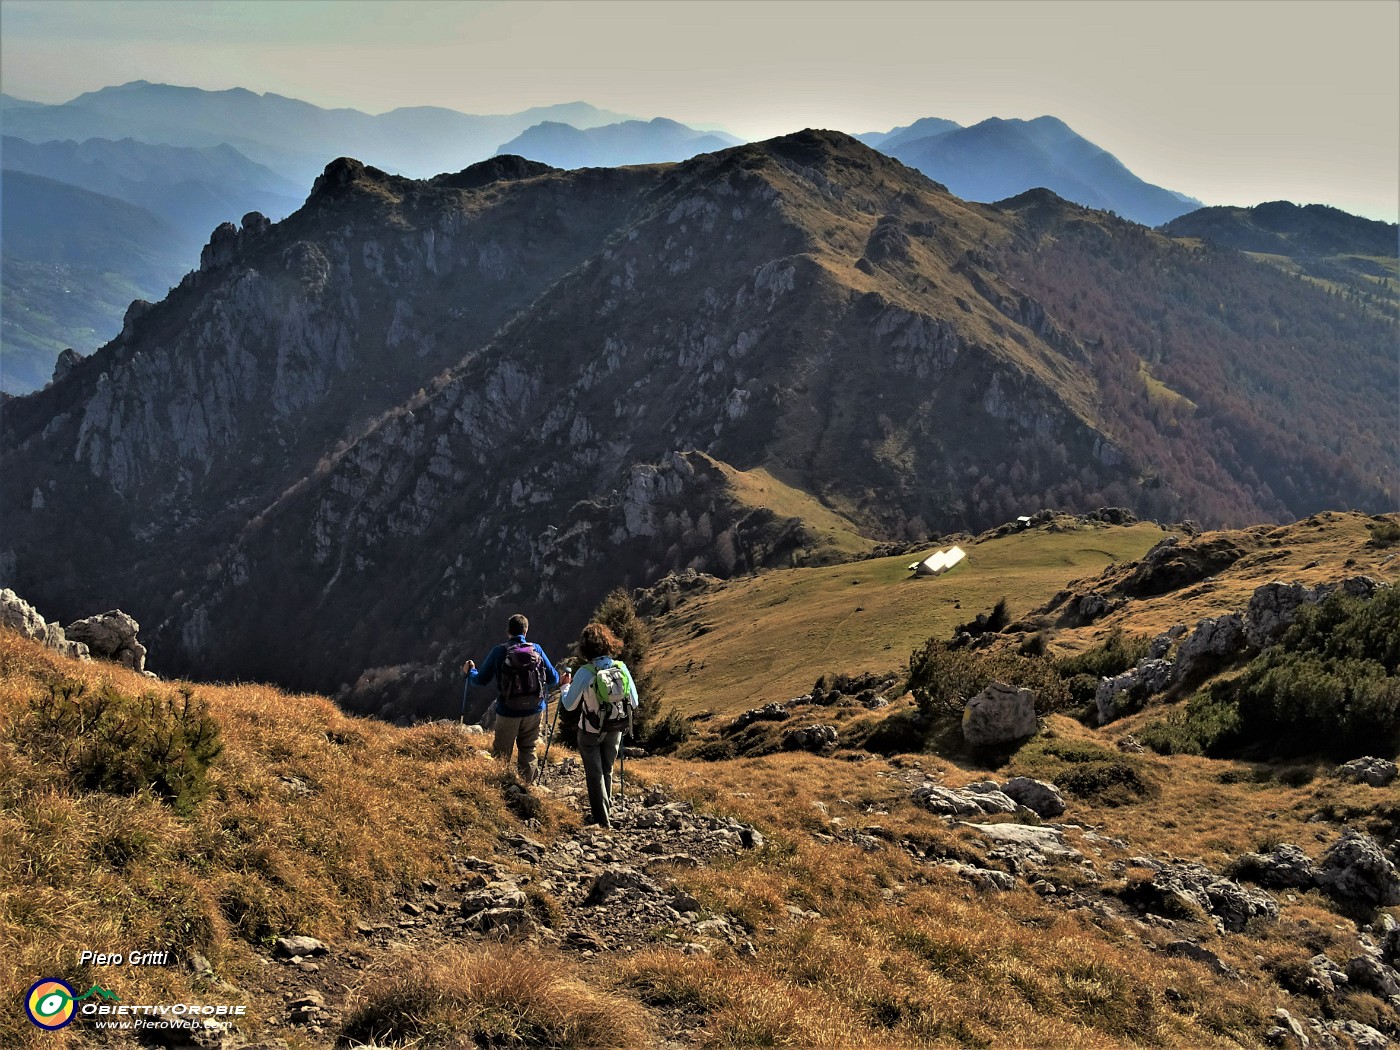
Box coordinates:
[3,132,1392,713]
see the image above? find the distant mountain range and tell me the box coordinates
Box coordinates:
[2,133,1393,710]
[857,116,962,152]
[0,172,190,393]
[1,136,308,391]
[1,82,635,185]
[494,118,741,169]
[4,80,1387,397]
[2,136,303,252]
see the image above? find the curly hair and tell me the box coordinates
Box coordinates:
[578,622,622,661]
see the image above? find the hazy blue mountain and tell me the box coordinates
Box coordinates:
[0,172,191,394]
[871,117,962,152]
[883,115,1200,226]
[3,81,635,184]
[0,93,46,110]
[2,136,302,252]
[494,118,741,168]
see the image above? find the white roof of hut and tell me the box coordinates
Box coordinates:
[914,545,967,576]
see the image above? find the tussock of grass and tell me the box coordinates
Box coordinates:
[1009,735,1160,806]
[340,946,654,1048]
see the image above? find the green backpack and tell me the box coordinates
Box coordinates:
[581,661,634,734]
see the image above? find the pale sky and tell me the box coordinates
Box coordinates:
[2,0,1397,221]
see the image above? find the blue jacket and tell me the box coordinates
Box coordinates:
[467,635,560,717]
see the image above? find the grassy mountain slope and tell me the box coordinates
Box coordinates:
[647,512,1398,724]
[649,520,1164,718]
[4,509,1397,1048]
[703,453,876,561]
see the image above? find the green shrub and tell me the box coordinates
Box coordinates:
[1064,673,1101,708]
[955,597,1010,637]
[1367,520,1400,549]
[19,679,223,814]
[637,709,692,752]
[1139,588,1400,760]
[906,639,1071,723]
[676,738,735,762]
[846,710,926,755]
[1056,628,1151,680]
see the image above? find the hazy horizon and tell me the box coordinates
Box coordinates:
[1,0,1397,222]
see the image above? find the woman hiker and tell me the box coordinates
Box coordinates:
[560,622,638,828]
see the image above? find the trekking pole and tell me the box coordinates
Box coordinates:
[617,739,625,815]
[458,675,470,725]
[536,689,561,786]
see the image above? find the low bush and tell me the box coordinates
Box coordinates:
[1367,519,1400,549]
[16,679,222,814]
[906,639,1070,724]
[955,597,1010,637]
[1140,588,1400,760]
[1009,738,1158,806]
[1056,627,1151,680]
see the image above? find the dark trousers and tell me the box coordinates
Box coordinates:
[578,728,623,827]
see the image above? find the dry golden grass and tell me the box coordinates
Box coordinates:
[624,752,1293,1048]
[650,521,1163,718]
[0,632,522,1049]
[341,945,655,1048]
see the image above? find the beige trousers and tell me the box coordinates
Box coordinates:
[492,710,542,781]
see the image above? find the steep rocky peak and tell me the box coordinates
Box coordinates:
[197,209,274,272]
[307,156,411,204]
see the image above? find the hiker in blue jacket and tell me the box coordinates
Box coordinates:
[463,613,567,782]
[560,622,638,828]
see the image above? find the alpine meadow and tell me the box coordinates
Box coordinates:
[2,6,1399,1047]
